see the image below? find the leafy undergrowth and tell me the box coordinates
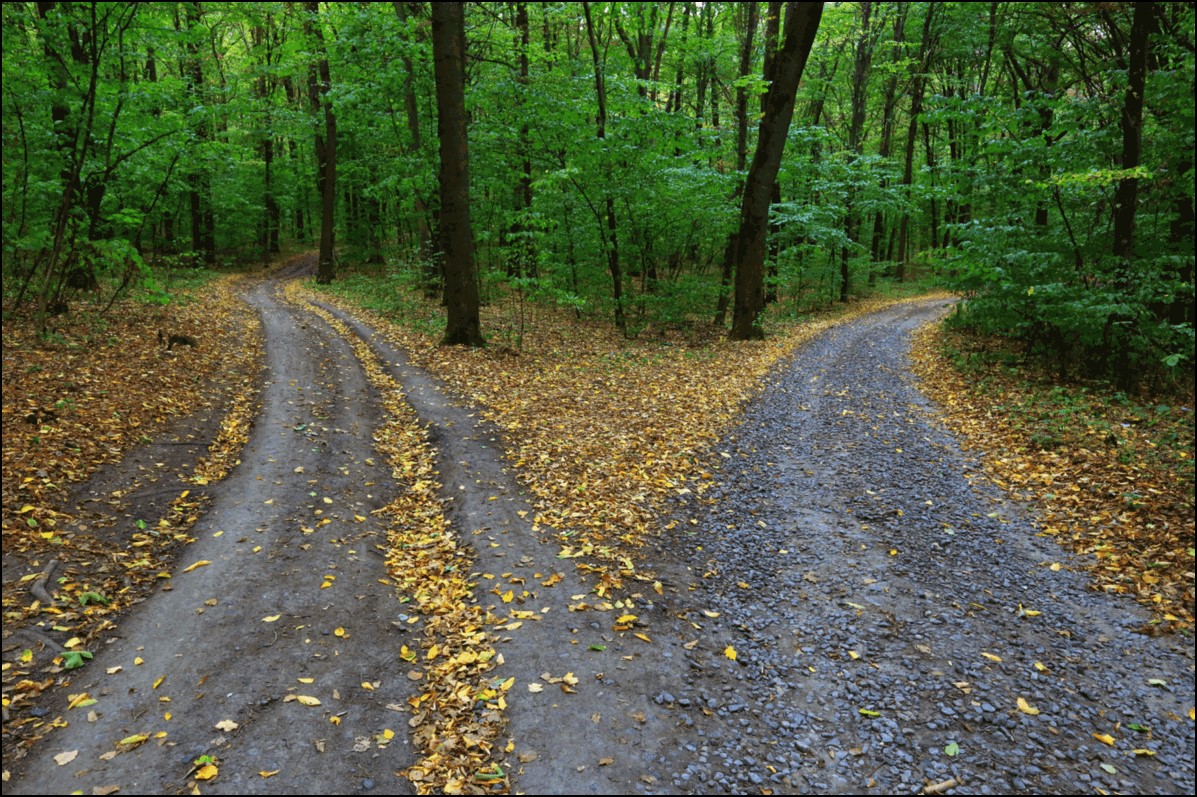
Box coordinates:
[1,276,261,757]
[911,323,1195,632]
[293,291,507,795]
[307,280,948,593]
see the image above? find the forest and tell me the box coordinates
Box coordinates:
[3,1,1193,382]
[2,3,1195,795]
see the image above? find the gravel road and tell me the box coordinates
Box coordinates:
[620,298,1196,795]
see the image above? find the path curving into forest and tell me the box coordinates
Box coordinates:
[5,275,1193,796]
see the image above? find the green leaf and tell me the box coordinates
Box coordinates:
[944,742,960,757]
[78,591,110,606]
[62,650,93,670]
[589,644,606,651]
[858,708,881,717]
[1100,763,1117,774]
[1127,723,1149,733]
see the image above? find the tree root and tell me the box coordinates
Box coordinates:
[29,558,59,606]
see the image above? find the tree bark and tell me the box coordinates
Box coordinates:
[583,1,626,332]
[896,4,938,278]
[729,2,824,340]
[431,1,484,346]
[305,1,336,284]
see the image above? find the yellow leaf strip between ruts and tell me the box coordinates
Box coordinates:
[293,291,504,795]
[306,284,946,599]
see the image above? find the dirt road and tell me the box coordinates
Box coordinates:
[5,270,1193,795]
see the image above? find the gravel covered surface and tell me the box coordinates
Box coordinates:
[628,298,1195,795]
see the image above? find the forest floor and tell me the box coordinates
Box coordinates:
[2,254,1193,795]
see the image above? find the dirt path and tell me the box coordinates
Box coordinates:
[6,277,1193,796]
[6,267,421,795]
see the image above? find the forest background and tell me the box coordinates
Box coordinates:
[2,0,1193,384]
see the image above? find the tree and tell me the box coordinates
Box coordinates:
[305,1,337,285]
[431,1,483,346]
[729,2,824,340]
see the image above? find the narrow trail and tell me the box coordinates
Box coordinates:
[6,268,421,794]
[6,275,1192,796]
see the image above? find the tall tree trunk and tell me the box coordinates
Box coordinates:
[584,1,626,332]
[431,2,484,346]
[393,2,437,294]
[185,3,215,265]
[729,2,824,340]
[713,1,761,326]
[839,0,877,302]
[872,4,907,268]
[506,1,536,279]
[306,1,336,284]
[1110,1,1152,389]
[896,4,938,278]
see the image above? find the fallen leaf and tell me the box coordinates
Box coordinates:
[181,560,211,573]
[296,695,321,706]
[724,645,737,661]
[858,708,881,717]
[214,720,239,732]
[1016,697,1040,716]
[262,614,281,623]
[195,763,218,780]
[54,750,78,766]
[1093,732,1116,746]
[981,652,1002,662]
[528,683,544,693]
[944,742,959,757]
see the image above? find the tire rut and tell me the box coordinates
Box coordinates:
[6,278,420,795]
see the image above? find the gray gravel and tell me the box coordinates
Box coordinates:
[639,298,1195,795]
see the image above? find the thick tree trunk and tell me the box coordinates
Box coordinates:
[713,2,761,327]
[305,2,337,284]
[729,2,824,340]
[431,2,484,346]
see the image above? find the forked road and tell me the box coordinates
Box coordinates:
[7,273,1194,795]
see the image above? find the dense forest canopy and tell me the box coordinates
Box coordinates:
[2,2,1193,387]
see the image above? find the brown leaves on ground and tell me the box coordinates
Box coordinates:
[1,275,261,761]
[911,323,1195,631]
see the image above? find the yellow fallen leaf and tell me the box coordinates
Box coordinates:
[528,683,544,693]
[262,614,281,623]
[1016,697,1040,715]
[1034,661,1048,672]
[119,733,149,747]
[259,770,280,778]
[54,750,79,766]
[296,695,321,706]
[634,632,652,643]
[701,610,721,618]
[736,581,750,589]
[724,645,737,661]
[1049,562,1061,571]
[298,677,314,684]
[848,650,860,660]
[214,720,239,732]
[134,657,144,666]
[1131,749,1156,756]
[195,763,218,780]
[981,652,1002,662]
[1093,732,1116,746]
[616,614,638,624]
[152,676,165,689]
[334,626,347,638]
[382,728,395,740]
[361,682,375,691]
[181,560,211,573]
[330,716,341,725]
[501,590,514,603]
